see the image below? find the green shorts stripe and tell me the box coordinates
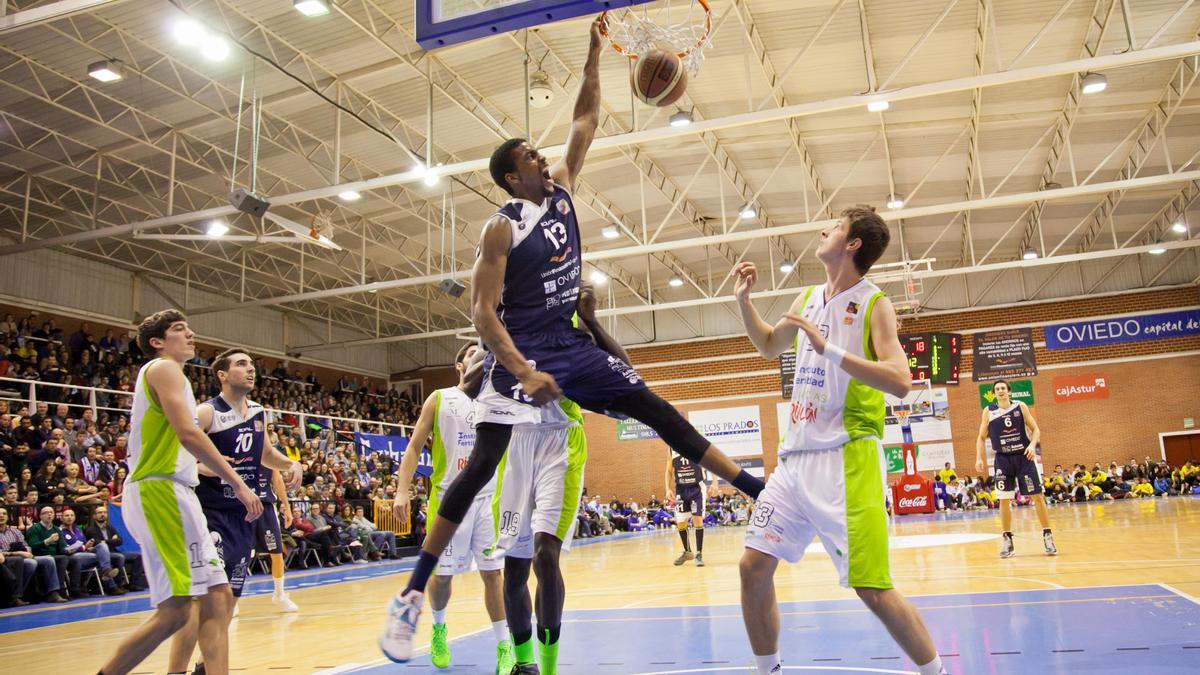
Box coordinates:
[842,437,892,589]
[553,425,588,540]
[140,479,192,596]
[490,449,510,544]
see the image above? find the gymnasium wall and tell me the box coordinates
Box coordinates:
[581,286,1200,502]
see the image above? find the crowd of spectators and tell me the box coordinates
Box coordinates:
[574,491,752,538]
[928,457,1200,512]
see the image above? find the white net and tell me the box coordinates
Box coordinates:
[602,0,713,76]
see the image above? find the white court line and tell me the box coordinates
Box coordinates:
[633,662,912,667]
[1157,582,1200,607]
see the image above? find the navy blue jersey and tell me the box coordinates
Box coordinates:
[492,185,582,340]
[673,456,704,488]
[987,403,1031,455]
[195,395,266,511]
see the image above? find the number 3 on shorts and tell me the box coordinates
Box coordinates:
[751,503,774,528]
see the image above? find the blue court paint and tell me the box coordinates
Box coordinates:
[346,585,1200,674]
[0,528,662,633]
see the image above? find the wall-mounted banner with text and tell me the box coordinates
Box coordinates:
[1044,309,1200,350]
[972,328,1038,381]
[1052,374,1110,403]
[616,418,660,442]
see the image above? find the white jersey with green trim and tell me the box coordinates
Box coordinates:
[430,386,494,497]
[127,358,200,486]
[781,278,887,454]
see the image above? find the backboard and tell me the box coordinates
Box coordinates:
[416,0,657,50]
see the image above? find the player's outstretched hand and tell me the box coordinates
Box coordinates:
[590,14,603,51]
[1024,447,1036,461]
[783,312,827,354]
[392,493,410,525]
[281,507,293,529]
[578,280,597,322]
[732,262,757,302]
[237,484,264,522]
[520,370,562,405]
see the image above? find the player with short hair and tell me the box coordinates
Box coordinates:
[975,380,1056,558]
[734,206,947,675]
[98,311,264,675]
[666,454,708,567]
[167,348,303,675]
[380,19,765,664]
[486,282,618,675]
[392,342,514,673]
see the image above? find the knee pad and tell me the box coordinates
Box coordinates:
[610,389,709,462]
[435,422,511,524]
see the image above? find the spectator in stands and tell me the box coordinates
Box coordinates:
[61,463,104,506]
[1128,477,1153,498]
[1153,472,1174,497]
[24,506,70,600]
[58,507,121,595]
[1182,460,1199,492]
[107,466,128,502]
[932,475,949,511]
[0,508,42,604]
[32,461,62,501]
[291,509,337,566]
[351,504,396,559]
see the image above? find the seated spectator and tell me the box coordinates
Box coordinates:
[61,462,104,506]
[1153,473,1174,497]
[348,504,395,560]
[24,506,69,601]
[0,509,32,606]
[58,508,120,595]
[84,504,143,591]
[1129,477,1154,498]
[932,477,949,511]
[1181,460,1199,492]
[290,510,337,567]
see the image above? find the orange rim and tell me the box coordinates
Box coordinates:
[599,0,712,60]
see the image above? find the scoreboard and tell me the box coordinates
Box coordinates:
[900,332,961,384]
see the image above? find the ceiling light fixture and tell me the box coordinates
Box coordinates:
[669,110,693,127]
[779,262,794,274]
[293,0,330,17]
[1148,246,1167,255]
[87,59,124,83]
[205,220,230,238]
[589,270,608,284]
[1022,248,1039,260]
[172,18,204,46]
[601,225,620,239]
[338,190,361,202]
[739,203,757,219]
[668,276,684,287]
[886,194,905,210]
[200,36,231,62]
[422,169,440,187]
[1081,72,1108,94]
[867,99,890,112]
[1171,221,1187,234]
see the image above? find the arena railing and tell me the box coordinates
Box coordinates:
[0,377,414,438]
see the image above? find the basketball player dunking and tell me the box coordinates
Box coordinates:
[666,453,708,567]
[734,207,947,675]
[167,349,302,675]
[975,380,1056,558]
[380,17,764,663]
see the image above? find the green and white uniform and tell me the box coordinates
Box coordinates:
[429,387,502,575]
[745,279,893,589]
[492,398,587,558]
[122,358,227,606]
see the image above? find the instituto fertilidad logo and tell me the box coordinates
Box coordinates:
[1052,374,1109,402]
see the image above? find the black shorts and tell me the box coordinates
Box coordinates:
[205,508,256,597]
[255,503,283,555]
[676,485,704,517]
[994,453,1043,498]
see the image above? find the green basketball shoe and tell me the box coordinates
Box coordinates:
[431,623,451,669]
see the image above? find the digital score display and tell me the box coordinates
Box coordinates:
[900,332,961,384]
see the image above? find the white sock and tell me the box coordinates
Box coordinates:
[273,578,285,596]
[917,654,945,675]
[754,652,781,674]
[491,620,509,643]
[432,608,447,625]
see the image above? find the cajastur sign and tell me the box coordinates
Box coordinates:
[1052,374,1109,403]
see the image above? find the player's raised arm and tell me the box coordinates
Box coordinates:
[549,16,604,192]
[733,262,800,360]
[392,391,437,523]
[472,215,561,404]
[785,294,911,398]
[145,360,263,521]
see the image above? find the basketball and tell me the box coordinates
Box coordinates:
[632,48,688,107]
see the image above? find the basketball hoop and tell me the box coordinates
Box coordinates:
[599,0,713,76]
[309,210,334,242]
[895,407,912,429]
